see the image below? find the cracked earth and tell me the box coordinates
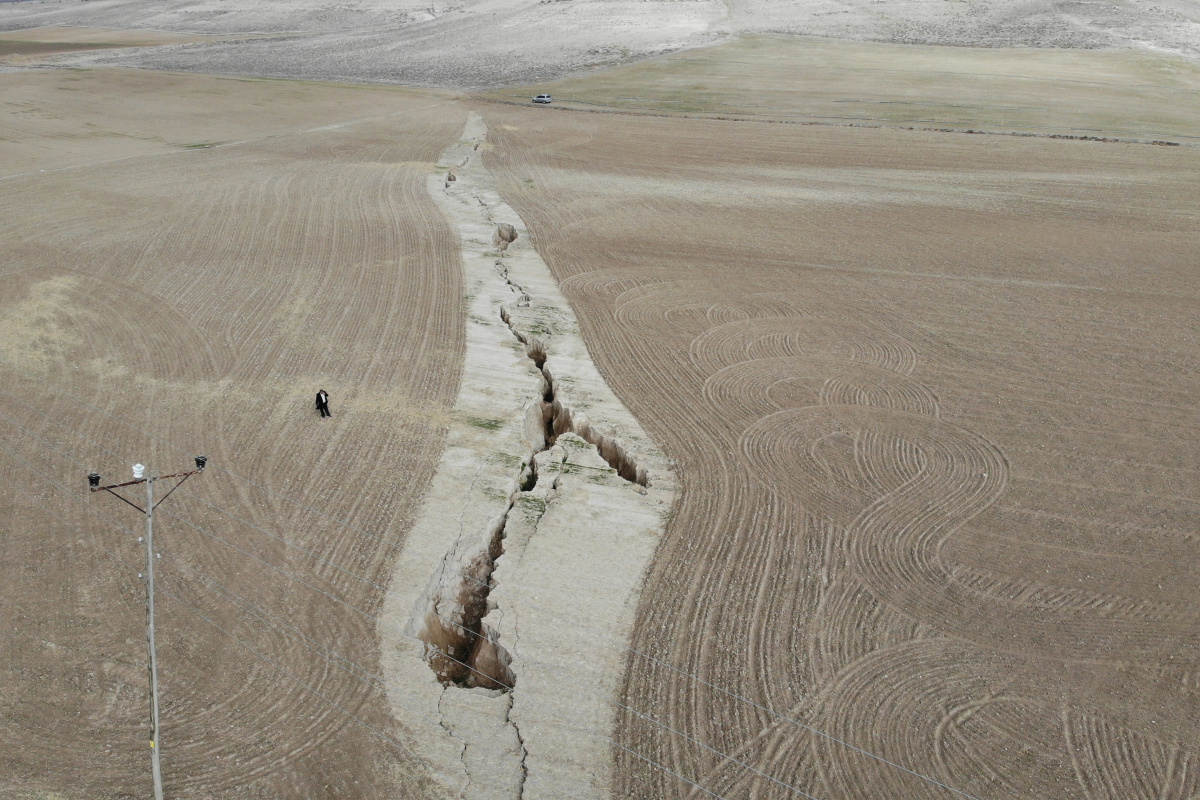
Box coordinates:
[376,112,675,798]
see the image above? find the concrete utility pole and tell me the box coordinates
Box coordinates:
[89,456,208,800]
[144,473,162,800]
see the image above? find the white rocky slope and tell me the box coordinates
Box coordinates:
[3,0,1200,86]
[0,0,728,87]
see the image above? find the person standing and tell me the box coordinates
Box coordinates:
[315,389,331,418]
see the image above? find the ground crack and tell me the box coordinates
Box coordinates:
[418,148,646,699]
[436,686,471,796]
[420,503,518,690]
[500,304,650,487]
[418,292,646,691]
[495,261,530,307]
[506,694,529,799]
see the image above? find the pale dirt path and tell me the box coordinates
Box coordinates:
[483,106,1200,799]
[379,111,676,799]
[0,74,467,798]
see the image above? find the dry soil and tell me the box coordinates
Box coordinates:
[482,59,1200,797]
[0,69,467,799]
[495,36,1200,143]
[2,27,1199,800]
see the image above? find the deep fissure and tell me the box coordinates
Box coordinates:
[422,510,516,691]
[421,303,651,691]
[500,306,650,488]
[421,166,646,706]
[412,119,669,794]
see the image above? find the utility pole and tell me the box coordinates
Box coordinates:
[144,473,162,800]
[89,456,208,800]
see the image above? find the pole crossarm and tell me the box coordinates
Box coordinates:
[89,469,201,514]
[90,468,200,495]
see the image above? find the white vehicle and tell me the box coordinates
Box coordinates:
[532,94,552,104]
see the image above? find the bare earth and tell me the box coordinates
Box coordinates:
[0,70,466,799]
[1,17,1199,800]
[496,36,1200,143]
[0,25,278,67]
[482,55,1200,796]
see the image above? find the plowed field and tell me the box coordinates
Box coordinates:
[0,71,465,799]
[484,106,1200,798]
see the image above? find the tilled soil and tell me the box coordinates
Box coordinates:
[492,37,1200,145]
[484,106,1200,798]
[0,71,466,799]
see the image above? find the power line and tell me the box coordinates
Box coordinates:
[421,604,827,800]
[0,382,405,553]
[140,481,813,798]
[156,551,387,689]
[0,427,770,798]
[152,582,435,771]
[0,380,985,800]
[175,491,387,589]
[156,575,736,800]
[0,410,378,624]
[151,549,765,800]
[157,515,825,800]
[0,437,446,782]
[155,503,373,618]
[155,529,823,799]
[0,429,743,799]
